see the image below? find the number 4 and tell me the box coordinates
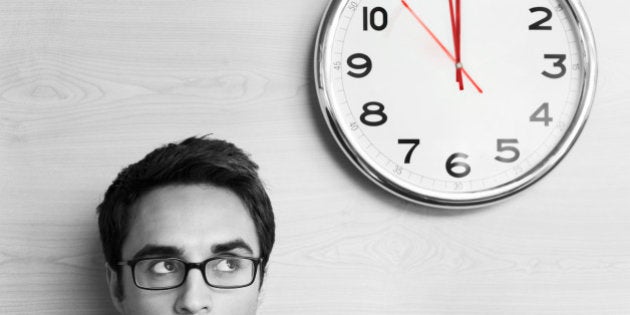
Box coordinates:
[530,102,553,126]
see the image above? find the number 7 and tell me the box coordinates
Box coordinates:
[398,139,420,164]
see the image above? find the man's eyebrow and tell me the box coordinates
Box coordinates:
[131,244,184,260]
[211,239,254,255]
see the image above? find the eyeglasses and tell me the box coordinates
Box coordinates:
[117,256,262,290]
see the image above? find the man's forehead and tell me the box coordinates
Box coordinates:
[122,184,260,260]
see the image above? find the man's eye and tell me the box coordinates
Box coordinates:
[150,260,179,274]
[214,258,241,273]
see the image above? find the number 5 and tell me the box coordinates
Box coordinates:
[495,139,520,163]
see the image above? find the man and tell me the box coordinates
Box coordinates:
[97,136,275,314]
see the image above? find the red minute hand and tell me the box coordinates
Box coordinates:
[402,0,482,93]
[449,0,463,90]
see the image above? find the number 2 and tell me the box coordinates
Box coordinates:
[529,7,553,30]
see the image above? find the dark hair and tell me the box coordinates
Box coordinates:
[97,136,275,286]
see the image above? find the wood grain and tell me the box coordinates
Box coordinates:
[1,0,629,314]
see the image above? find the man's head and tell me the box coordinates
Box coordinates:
[97,136,275,314]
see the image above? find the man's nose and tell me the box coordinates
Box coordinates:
[174,269,213,314]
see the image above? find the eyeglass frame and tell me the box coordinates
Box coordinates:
[117,256,263,290]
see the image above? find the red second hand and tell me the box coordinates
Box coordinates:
[402,0,482,93]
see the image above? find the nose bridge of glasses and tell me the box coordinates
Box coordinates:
[184,261,207,278]
[184,261,206,271]
[180,261,210,289]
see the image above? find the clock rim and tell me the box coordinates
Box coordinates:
[314,0,598,209]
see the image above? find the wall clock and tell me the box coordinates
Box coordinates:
[314,0,597,208]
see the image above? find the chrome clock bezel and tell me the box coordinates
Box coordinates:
[314,0,597,209]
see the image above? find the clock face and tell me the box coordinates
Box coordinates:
[315,0,597,208]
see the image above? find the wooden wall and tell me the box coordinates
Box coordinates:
[1,1,628,314]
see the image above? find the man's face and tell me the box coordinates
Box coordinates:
[107,184,261,315]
